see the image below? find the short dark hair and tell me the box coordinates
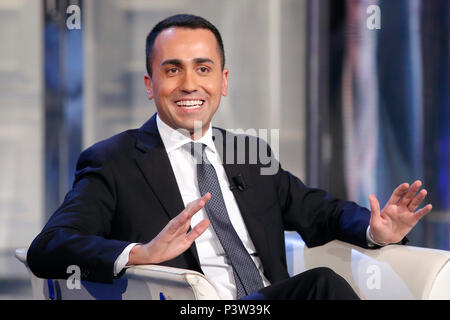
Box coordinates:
[145,14,225,77]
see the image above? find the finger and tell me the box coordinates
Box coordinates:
[407,188,427,212]
[184,192,212,218]
[186,218,210,243]
[167,193,211,235]
[400,180,422,206]
[388,183,410,205]
[369,194,381,222]
[166,211,190,235]
[414,204,433,222]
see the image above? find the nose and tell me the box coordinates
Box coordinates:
[180,70,198,94]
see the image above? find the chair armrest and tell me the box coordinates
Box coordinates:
[285,232,450,300]
[15,248,220,300]
[124,265,220,300]
[15,248,27,264]
[15,248,48,299]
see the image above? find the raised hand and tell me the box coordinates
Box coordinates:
[127,193,211,265]
[368,180,432,245]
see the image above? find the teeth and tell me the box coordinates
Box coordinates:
[176,100,204,107]
[179,105,201,109]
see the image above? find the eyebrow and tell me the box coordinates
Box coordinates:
[161,57,215,67]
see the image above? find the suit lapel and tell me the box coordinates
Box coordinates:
[134,114,184,221]
[133,119,270,273]
[134,114,201,266]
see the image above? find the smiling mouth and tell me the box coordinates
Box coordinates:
[175,100,204,110]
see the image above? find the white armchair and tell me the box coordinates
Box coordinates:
[16,232,450,300]
[284,232,450,300]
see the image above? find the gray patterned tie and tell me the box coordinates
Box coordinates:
[187,142,264,299]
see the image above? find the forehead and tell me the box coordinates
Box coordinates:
[152,27,220,63]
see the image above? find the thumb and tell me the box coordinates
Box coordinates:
[369,194,381,222]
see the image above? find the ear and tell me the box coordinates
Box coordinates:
[144,74,154,100]
[221,68,229,96]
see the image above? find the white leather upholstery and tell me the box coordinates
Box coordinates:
[16,232,450,299]
[285,232,450,300]
[15,248,219,300]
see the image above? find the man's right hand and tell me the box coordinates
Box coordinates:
[127,193,211,265]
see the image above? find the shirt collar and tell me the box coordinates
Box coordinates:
[156,113,216,154]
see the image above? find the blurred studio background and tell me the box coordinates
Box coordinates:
[0,0,448,299]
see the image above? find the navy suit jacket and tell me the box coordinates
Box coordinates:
[27,113,372,284]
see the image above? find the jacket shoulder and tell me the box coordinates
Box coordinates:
[212,127,270,147]
[77,129,138,168]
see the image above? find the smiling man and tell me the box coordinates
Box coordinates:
[143,26,228,138]
[27,14,432,300]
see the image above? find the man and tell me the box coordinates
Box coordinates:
[27,14,432,300]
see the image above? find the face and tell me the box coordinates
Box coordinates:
[144,27,228,139]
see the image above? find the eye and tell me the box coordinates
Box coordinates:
[198,66,209,73]
[166,67,179,75]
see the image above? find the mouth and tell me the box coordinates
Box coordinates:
[175,99,205,112]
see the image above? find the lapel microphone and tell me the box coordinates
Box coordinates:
[230,174,247,191]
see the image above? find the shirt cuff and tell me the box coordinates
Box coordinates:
[366,226,388,247]
[113,243,139,276]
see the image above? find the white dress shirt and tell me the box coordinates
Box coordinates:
[114,114,383,298]
[114,114,270,299]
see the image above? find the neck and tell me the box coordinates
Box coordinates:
[190,127,209,140]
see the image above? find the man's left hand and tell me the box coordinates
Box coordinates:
[368,180,432,245]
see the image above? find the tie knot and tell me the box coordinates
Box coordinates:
[185,142,208,164]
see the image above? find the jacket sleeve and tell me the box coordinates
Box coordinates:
[27,145,132,283]
[269,155,371,249]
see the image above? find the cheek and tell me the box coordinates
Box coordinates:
[154,90,175,108]
[153,76,178,95]
[203,80,224,98]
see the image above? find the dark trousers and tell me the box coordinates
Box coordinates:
[243,267,360,300]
